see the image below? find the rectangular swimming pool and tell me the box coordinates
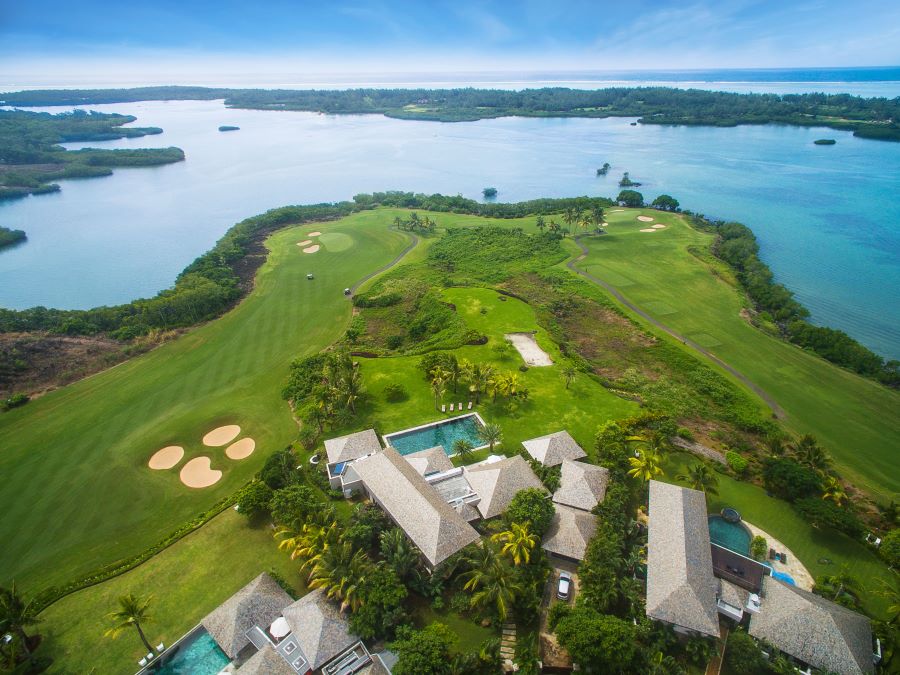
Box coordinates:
[384,413,486,457]
[147,627,229,675]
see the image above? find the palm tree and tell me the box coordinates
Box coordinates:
[392,216,403,230]
[822,476,847,505]
[562,207,576,230]
[431,375,446,411]
[628,451,663,483]
[453,439,474,461]
[478,422,503,452]
[461,548,522,621]
[465,362,495,404]
[535,215,546,232]
[491,522,538,566]
[446,358,463,393]
[303,541,372,612]
[562,363,578,389]
[676,463,719,495]
[379,528,420,581]
[276,519,338,561]
[791,434,832,473]
[0,584,40,657]
[105,593,154,654]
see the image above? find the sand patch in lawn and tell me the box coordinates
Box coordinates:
[226,437,256,460]
[148,446,184,470]
[203,425,241,447]
[179,457,222,488]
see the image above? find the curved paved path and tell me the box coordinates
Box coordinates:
[567,236,785,419]
[349,230,419,295]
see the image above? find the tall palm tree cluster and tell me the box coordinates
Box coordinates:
[789,434,847,505]
[428,359,526,408]
[536,205,604,236]
[306,351,365,432]
[392,212,437,233]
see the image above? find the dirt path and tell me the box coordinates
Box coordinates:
[349,231,419,295]
[567,236,785,419]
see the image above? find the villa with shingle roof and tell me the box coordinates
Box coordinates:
[749,576,875,675]
[282,589,368,672]
[352,447,480,569]
[542,504,598,562]
[235,644,295,675]
[201,573,293,660]
[404,446,453,476]
[645,481,720,638]
[463,455,546,519]
[325,428,382,465]
[553,459,609,511]
[521,430,587,467]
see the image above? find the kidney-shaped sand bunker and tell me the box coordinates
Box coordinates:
[179,456,222,488]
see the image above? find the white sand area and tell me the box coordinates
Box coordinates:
[148,445,184,470]
[226,437,256,460]
[180,457,222,488]
[651,224,666,229]
[505,332,554,367]
[303,245,320,253]
[640,228,656,233]
[611,209,625,212]
[203,425,241,447]
[296,239,313,247]
[637,215,655,222]
[307,231,322,236]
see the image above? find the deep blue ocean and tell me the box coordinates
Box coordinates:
[1,68,898,358]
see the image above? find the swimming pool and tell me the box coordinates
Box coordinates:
[708,515,752,556]
[384,413,486,456]
[148,628,229,675]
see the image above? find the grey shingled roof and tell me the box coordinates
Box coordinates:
[717,578,749,609]
[324,428,381,464]
[464,455,546,519]
[521,430,587,467]
[201,573,293,659]
[646,481,720,638]
[553,460,609,511]
[542,504,598,561]
[352,447,480,567]
[749,576,874,674]
[282,589,360,671]
[236,644,295,675]
[405,446,453,476]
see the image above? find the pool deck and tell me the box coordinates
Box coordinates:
[382,412,488,456]
[744,520,814,590]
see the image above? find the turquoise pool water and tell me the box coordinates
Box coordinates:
[150,630,229,675]
[386,415,485,456]
[708,516,752,556]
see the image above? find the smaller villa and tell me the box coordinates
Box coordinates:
[325,429,382,493]
[463,455,546,519]
[522,430,587,467]
[541,459,609,563]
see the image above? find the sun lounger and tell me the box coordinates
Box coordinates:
[449,403,454,411]
[458,402,463,410]
[441,404,446,412]
[769,548,776,560]
[467,401,473,409]
[139,658,148,667]
[781,553,788,564]
[156,643,165,652]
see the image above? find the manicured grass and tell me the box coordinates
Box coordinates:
[575,209,900,500]
[350,287,637,456]
[0,210,411,593]
[409,595,497,653]
[39,508,305,675]
[661,452,897,618]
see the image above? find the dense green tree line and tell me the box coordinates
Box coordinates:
[0,226,26,249]
[702,217,898,385]
[4,86,898,140]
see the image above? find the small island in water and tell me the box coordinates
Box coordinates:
[814,138,836,145]
[218,125,240,132]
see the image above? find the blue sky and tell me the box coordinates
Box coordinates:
[2,0,899,83]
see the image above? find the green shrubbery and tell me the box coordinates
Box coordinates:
[726,450,749,475]
[762,457,821,501]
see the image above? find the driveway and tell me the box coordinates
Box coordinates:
[539,561,580,670]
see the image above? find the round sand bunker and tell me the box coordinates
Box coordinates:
[307,231,322,237]
[226,437,256,460]
[651,224,666,229]
[296,240,313,247]
[640,228,657,233]
[203,425,241,447]
[148,445,184,470]
[180,457,222,488]
[637,215,655,222]
[303,245,320,254]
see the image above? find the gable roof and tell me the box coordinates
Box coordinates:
[282,589,360,671]
[645,481,720,638]
[324,428,381,465]
[352,447,480,567]
[236,644,295,675]
[542,504,598,561]
[521,430,587,467]
[749,576,874,674]
[404,446,453,476]
[201,573,293,659]
[553,460,609,511]
[464,455,546,519]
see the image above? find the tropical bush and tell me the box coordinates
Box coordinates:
[750,535,768,561]
[880,529,900,568]
[505,488,555,537]
[236,481,273,519]
[726,450,749,475]
[762,458,821,502]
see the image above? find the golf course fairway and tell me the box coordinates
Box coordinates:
[0,210,411,592]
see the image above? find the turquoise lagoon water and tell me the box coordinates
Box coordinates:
[385,415,485,456]
[708,515,752,556]
[0,99,898,359]
[149,629,229,675]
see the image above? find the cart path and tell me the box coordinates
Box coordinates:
[567,237,785,419]
[349,231,419,295]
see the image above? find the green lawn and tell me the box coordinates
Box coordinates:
[574,209,900,500]
[0,210,411,593]
[39,508,305,675]
[662,452,896,618]
[348,286,637,456]
[409,595,497,653]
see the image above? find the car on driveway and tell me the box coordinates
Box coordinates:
[557,571,572,600]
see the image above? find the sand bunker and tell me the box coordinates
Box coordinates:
[640,228,656,233]
[203,425,241,447]
[226,437,256,460]
[611,209,625,212]
[505,332,553,367]
[148,445,184,470]
[180,457,222,488]
[303,245,320,253]
[307,231,322,237]
[651,224,666,229]
[637,215,654,222]
[296,239,313,247]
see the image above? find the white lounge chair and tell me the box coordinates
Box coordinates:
[467,401,473,410]
[139,658,148,667]
[156,643,165,652]
[449,403,454,411]
[146,652,154,662]
[458,402,463,410]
